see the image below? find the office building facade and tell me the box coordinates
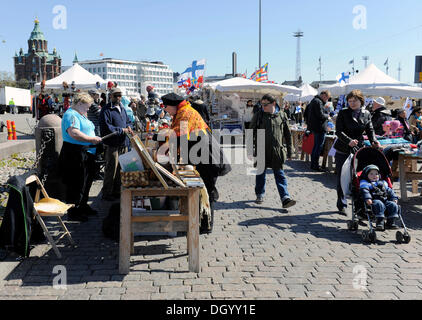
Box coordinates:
[78,58,174,97]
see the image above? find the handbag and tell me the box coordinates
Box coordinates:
[302,132,314,155]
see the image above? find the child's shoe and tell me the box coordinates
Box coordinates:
[386,218,400,230]
[375,218,385,231]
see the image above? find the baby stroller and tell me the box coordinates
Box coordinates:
[346,147,411,244]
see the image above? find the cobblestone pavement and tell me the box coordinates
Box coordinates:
[1,153,422,300]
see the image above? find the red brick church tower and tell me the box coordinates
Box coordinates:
[14,18,62,83]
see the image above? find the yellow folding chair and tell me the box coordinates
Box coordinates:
[26,175,75,259]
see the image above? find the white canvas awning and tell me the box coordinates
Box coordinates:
[204,77,301,96]
[284,83,318,102]
[319,64,422,98]
[34,63,107,92]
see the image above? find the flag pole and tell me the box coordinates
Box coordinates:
[259,0,262,70]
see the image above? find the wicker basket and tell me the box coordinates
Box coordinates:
[121,170,150,188]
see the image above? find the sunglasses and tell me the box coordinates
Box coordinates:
[114,94,122,98]
[261,102,273,107]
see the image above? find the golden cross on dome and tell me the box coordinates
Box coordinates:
[34,17,39,24]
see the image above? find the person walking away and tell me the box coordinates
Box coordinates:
[87,90,102,136]
[99,88,134,201]
[396,109,413,142]
[306,91,331,171]
[58,92,102,221]
[191,98,211,126]
[371,97,392,136]
[9,98,17,114]
[249,94,296,209]
[243,100,254,130]
[333,89,381,215]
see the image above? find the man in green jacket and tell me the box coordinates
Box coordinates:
[250,94,296,209]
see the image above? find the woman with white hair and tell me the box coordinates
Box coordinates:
[58,92,102,222]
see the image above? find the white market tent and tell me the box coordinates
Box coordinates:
[285,83,318,102]
[204,77,301,96]
[318,64,422,98]
[34,63,107,92]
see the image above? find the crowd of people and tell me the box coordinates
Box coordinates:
[32,81,418,234]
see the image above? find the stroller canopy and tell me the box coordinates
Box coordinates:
[353,147,392,177]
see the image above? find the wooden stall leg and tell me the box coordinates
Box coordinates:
[398,154,408,202]
[119,189,132,274]
[412,160,419,194]
[130,230,134,255]
[187,189,200,273]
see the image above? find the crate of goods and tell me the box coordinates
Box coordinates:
[121,170,150,188]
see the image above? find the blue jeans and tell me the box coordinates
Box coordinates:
[371,200,399,219]
[255,169,290,202]
[311,132,326,169]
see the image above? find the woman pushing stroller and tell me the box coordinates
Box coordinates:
[359,165,400,231]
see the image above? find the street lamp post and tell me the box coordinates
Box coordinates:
[259,0,262,69]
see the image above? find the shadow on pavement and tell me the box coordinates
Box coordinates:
[238,210,371,245]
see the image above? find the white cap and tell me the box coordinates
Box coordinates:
[374,97,385,107]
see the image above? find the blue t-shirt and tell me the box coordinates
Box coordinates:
[62,108,96,154]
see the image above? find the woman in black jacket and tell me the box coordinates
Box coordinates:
[334,90,381,214]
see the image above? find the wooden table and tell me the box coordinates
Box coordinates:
[290,128,305,160]
[119,186,202,274]
[398,152,422,201]
[321,135,336,172]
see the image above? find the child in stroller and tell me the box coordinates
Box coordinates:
[347,147,411,243]
[359,165,400,231]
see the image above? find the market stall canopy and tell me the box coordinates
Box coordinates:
[34,63,107,91]
[319,64,422,98]
[285,83,318,102]
[204,77,301,96]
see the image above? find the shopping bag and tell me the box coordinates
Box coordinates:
[328,138,338,157]
[340,153,353,199]
[302,132,314,155]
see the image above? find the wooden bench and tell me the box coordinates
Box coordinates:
[119,186,201,274]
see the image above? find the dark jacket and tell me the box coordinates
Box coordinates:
[306,96,329,133]
[99,102,131,148]
[191,102,210,124]
[334,107,377,154]
[87,103,101,136]
[371,107,392,136]
[397,116,412,142]
[0,171,44,257]
[360,179,398,202]
[250,105,292,170]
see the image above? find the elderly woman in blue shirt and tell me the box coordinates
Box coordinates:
[58,92,102,222]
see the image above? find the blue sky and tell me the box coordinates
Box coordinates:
[0,0,421,84]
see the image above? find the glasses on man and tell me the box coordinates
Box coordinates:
[261,102,272,107]
[114,94,122,98]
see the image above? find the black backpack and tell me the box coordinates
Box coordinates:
[102,203,120,242]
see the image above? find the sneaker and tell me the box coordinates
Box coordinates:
[375,218,385,231]
[79,204,98,216]
[67,208,88,222]
[386,218,400,230]
[282,198,296,209]
[255,196,264,204]
[338,208,347,216]
[102,194,118,201]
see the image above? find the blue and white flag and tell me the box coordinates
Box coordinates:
[336,72,350,84]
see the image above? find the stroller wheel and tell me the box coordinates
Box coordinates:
[403,232,411,244]
[396,231,404,244]
[369,230,377,243]
[347,221,356,231]
[362,230,370,243]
